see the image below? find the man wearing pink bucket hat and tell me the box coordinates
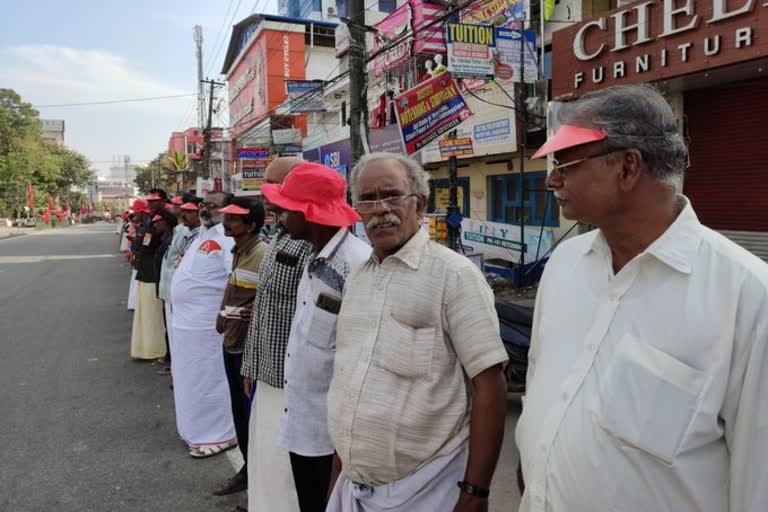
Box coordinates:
[262,162,371,512]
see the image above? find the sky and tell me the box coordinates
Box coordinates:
[0,0,278,174]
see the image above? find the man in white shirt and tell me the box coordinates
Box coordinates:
[170,191,237,458]
[261,162,371,512]
[516,84,768,512]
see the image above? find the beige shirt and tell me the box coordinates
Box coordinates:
[327,228,508,485]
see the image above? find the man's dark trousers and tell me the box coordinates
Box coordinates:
[289,452,334,512]
[223,348,249,476]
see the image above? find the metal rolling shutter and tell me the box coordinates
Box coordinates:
[683,79,768,232]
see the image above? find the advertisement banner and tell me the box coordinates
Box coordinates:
[242,169,265,192]
[439,137,474,158]
[286,80,327,112]
[447,23,496,80]
[237,147,270,159]
[242,158,271,169]
[278,144,303,155]
[495,29,538,83]
[272,128,302,145]
[372,3,413,74]
[460,218,553,263]
[394,74,473,155]
[459,0,526,29]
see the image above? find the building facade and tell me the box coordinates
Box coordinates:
[40,119,65,145]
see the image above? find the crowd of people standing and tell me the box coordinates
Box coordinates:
[117,155,509,512]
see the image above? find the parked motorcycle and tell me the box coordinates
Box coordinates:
[495,300,533,393]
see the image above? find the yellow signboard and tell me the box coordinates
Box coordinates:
[433,187,464,213]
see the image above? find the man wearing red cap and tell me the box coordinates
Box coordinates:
[326,152,508,512]
[241,157,312,512]
[260,162,371,512]
[516,85,768,512]
[170,191,237,458]
[126,201,149,312]
[209,197,268,501]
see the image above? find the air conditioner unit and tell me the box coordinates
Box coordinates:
[327,6,335,15]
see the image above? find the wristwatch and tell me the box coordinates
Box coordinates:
[457,480,490,498]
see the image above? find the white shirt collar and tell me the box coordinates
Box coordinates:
[582,195,702,275]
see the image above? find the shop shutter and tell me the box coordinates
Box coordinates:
[683,79,768,232]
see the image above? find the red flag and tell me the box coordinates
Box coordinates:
[27,184,35,208]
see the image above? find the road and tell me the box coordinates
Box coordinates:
[0,223,522,511]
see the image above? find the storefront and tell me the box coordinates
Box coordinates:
[552,0,768,257]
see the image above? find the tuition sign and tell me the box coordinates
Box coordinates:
[394,74,473,155]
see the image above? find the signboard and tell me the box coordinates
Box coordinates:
[461,218,553,263]
[495,29,538,83]
[394,74,473,155]
[439,137,474,158]
[420,88,516,163]
[551,0,768,97]
[242,158,271,169]
[238,147,270,159]
[278,144,303,155]
[196,177,214,196]
[369,124,406,154]
[434,186,465,213]
[447,23,496,80]
[286,80,327,113]
[272,128,302,145]
[320,138,352,178]
[242,169,265,192]
[459,0,526,29]
[372,3,413,74]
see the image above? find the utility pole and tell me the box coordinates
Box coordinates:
[194,25,205,130]
[347,0,368,166]
[201,79,226,180]
[518,29,527,286]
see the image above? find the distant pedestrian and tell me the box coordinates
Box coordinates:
[212,197,268,499]
[326,153,508,512]
[241,157,311,512]
[169,191,236,458]
[516,84,768,512]
[130,190,169,360]
[263,162,370,512]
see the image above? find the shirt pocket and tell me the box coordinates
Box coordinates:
[596,333,708,465]
[306,306,338,351]
[376,315,435,379]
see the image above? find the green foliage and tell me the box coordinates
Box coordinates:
[134,152,177,195]
[0,88,94,216]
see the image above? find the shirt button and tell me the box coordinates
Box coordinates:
[286,353,290,357]
[284,408,288,413]
[284,380,287,385]
[302,301,306,305]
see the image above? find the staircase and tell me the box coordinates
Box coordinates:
[718,230,768,263]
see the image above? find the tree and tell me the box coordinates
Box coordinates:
[135,152,177,194]
[0,88,95,216]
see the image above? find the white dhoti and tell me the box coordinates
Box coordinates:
[170,325,235,447]
[326,440,468,512]
[164,302,174,353]
[130,281,166,360]
[248,383,299,512]
[127,269,138,311]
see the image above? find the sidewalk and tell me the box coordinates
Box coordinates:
[0,226,28,240]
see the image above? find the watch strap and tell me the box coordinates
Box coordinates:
[457,480,490,498]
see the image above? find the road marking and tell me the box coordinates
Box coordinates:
[0,254,119,264]
[226,447,244,471]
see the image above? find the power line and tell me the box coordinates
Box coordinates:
[204,0,237,77]
[33,93,196,108]
[207,0,244,78]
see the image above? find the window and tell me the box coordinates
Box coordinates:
[340,101,347,127]
[378,0,396,13]
[488,172,559,226]
[336,0,348,17]
[313,0,322,11]
[428,178,470,216]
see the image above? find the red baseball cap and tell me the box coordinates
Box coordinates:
[145,193,164,201]
[171,196,184,205]
[180,202,199,211]
[531,125,607,159]
[151,214,162,222]
[130,199,150,214]
[220,204,251,215]
[261,162,360,227]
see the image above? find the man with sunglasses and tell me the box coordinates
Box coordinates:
[326,153,508,512]
[516,84,768,512]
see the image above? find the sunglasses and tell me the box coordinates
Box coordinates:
[551,149,623,176]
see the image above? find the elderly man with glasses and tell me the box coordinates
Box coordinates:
[515,84,768,512]
[326,152,509,512]
[169,190,237,459]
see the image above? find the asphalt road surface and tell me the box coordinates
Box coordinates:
[0,223,522,512]
[0,224,244,511]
